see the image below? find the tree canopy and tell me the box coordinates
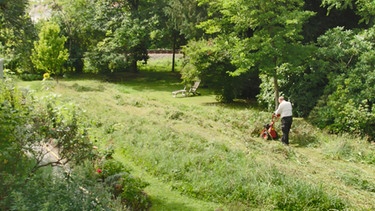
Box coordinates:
[31,21,69,80]
[0,0,35,72]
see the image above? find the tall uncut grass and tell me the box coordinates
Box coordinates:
[16,66,375,210]
[108,103,346,210]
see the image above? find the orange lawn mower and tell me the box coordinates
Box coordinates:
[260,114,279,140]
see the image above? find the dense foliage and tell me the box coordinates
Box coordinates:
[0,0,36,73]
[309,27,375,140]
[81,0,154,73]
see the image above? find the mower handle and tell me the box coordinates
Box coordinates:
[272,114,280,122]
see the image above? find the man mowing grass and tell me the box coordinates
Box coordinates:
[274,96,293,146]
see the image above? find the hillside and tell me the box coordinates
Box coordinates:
[18,72,375,210]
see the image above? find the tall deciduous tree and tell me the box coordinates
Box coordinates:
[240,0,314,109]
[31,21,69,81]
[49,0,99,73]
[188,0,314,107]
[162,0,207,72]
[81,0,154,73]
[0,0,35,72]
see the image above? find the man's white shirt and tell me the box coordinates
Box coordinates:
[275,101,292,118]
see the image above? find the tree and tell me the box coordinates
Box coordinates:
[161,0,207,72]
[0,0,28,30]
[0,0,36,73]
[31,21,69,81]
[44,0,205,74]
[81,0,154,73]
[185,0,314,106]
[303,0,363,43]
[234,0,314,109]
[49,0,100,73]
[83,14,151,73]
[182,39,241,102]
[302,0,375,140]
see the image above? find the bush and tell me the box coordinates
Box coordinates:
[0,80,33,209]
[104,172,151,210]
[95,157,151,210]
[119,173,151,210]
[98,159,130,179]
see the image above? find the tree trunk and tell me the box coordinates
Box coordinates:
[273,71,279,110]
[172,33,176,72]
[131,59,138,72]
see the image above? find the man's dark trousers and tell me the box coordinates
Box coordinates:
[281,116,293,145]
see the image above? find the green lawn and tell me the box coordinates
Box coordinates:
[16,69,375,210]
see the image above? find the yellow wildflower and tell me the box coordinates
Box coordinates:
[43,72,50,80]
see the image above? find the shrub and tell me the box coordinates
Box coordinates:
[30,21,69,81]
[98,159,130,179]
[0,80,33,209]
[95,158,151,210]
[104,173,151,210]
[308,27,375,140]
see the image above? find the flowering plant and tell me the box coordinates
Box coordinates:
[43,72,50,80]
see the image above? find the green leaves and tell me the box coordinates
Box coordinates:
[0,0,35,73]
[31,21,69,79]
[79,0,154,73]
[186,0,314,105]
[309,26,375,139]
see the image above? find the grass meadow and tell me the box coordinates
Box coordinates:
[16,55,375,210]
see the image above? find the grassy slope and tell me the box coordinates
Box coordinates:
[17,63,375,210]
[19,77,375,210]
